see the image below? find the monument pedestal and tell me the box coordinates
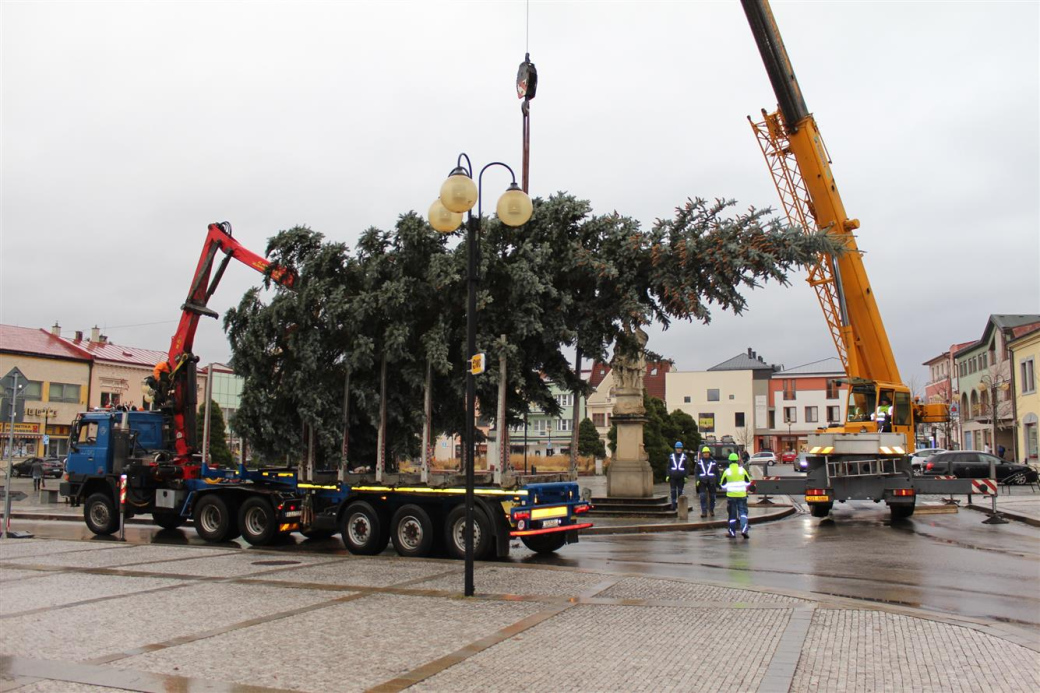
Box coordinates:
[606,397,654,498]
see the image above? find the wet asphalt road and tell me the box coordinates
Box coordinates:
[7,503,1039,631]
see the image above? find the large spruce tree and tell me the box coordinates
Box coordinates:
[224,194,836,468]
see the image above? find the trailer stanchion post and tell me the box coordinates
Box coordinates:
[980,462,1007,525]
[119,474,127,541]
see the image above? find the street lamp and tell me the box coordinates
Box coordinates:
[429,153,532,597]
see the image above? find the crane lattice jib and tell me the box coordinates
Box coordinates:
[749,110,901,385]
[749,111,849,373]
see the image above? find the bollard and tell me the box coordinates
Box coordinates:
[119,474,127,541]
[677,494,689,521]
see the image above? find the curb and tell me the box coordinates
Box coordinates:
[8,511,192,527]
[583,505,796,535]
[964,503,1040,528]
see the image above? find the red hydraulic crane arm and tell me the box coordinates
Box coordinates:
[151,222,295,466]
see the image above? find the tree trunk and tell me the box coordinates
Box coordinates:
[421,361,432,484]
[377,356,387,482]
[340,369,350,483]
[495,335,508,485]
[570,346,582,481]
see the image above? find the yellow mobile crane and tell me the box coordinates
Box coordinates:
[740,0,969,518]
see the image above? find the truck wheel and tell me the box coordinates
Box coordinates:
[84,492,118,535]
[340,501,389,555]
[239,497,278,546]
[889,504,915,520]
[520,532,567,554]
[390,504,434,558]
[809,502,833,518]
[444,504,491,561]
[153,512,186,530]
[193,495,239,543]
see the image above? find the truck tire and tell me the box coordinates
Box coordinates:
[84,492,118,536]
[521,532,567,554]
[340,501,389,555]
[153,512,186,530]
[193,494,240,543]
[889,503,915,520]
[444,504,491,561]
[239,497,278,546]
[809,502,833,518]
[390,504,435,558]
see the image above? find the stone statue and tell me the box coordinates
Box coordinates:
[611,325,648,392]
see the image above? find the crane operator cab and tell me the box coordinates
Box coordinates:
[846,383,911,434]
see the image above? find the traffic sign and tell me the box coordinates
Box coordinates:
[949,402,959,418]
[470,353,486,375]
[1,367,27,392]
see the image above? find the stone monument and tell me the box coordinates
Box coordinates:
[606,326,654,497]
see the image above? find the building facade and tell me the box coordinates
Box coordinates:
[953,315,1040,453]
[765,358,846,454]
[1,324,92,457]
[666,349,777,452]
[1009,325,1040,463]
[922,341,974,450]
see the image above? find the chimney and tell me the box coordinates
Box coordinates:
[91,326,100,342]
[51,322,61,336]
[74,330,83,342]
[747,348,753,358]
[100,334,109,345]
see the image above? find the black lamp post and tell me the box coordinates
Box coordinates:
[429,153,532,597]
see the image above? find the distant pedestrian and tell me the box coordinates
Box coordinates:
[984,443,992,454]
[997,445,1006,460]
[667,442,689,512]
[695,446,718,518]
[720,453,753,539]
[31,458,44,492]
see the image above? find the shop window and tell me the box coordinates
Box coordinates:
[50,383,81,403]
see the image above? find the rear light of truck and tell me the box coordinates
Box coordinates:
[513,510,531,521]
[893,488,914,497]
[573,503,591,514]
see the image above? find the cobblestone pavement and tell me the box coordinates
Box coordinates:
[1,538,1038,692]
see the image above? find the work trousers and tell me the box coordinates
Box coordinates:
[669,477,685,510]
[727,496,749,536]
[698,482,716,514]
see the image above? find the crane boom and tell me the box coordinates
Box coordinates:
[741,0,901,387]
[146,222,295,467]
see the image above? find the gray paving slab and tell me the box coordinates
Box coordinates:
[0,539,121,561]
[255,555,458,587]
[3,544,234,570]
[0,566,42,582]
[0,680,122,692]
[127,551,341,579]
[412,604,791,692]
[115,593,545,692]
[1,582,340,662]
[792,609,1040,692]
[0,572,187,616]
[600,575,809,604]
[416,564,610,597]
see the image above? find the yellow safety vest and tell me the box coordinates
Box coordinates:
[720,464,752,498]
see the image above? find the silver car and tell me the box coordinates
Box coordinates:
[748,451,777,467]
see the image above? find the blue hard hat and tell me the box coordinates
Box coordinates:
[674,441,683,448]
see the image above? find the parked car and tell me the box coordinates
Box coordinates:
[781,451,798,464]
[910,447,946,476]
[923,452,1038,483]
[9,457,63,478]
[42,457,65,478]
[748,451,777,467]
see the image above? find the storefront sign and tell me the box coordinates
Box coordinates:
[0,422,40,434]
[26,407,58,418]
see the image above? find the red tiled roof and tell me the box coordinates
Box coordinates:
[0,325,92,361]
[1010,322,1040,340]
[62,336,167,367]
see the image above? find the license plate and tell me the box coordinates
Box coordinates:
[283,510,302,517]
[542,518,561,528]
[806,495,830,503]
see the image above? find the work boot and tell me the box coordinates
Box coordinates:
[700,512,707,518]
[710,510,715,517]
[742,532,749,539]
[727,531,736,538]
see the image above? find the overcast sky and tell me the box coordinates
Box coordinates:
[2,1,1038,390]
